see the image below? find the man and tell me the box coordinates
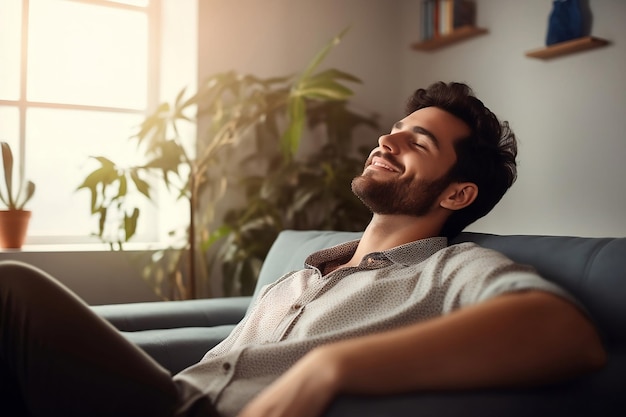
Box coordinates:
[0,82,605,417]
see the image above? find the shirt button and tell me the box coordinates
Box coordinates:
[292,304,301,310]
[222,362,231,371]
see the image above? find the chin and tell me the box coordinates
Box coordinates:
[351,174,372,193]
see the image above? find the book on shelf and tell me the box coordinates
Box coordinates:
[420,0,476,42]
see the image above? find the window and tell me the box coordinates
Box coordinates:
[0,0,197,246]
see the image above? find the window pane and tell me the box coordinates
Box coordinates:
[0,0,21,100]
[0,107,20,151]
[25,108,156,243]
[27,0,148,109]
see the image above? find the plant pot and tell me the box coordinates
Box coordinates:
[0,210,32,249]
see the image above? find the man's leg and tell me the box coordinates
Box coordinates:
[0,260,182,417]
[0,355,29,416]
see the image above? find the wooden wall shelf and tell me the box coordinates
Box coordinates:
[525,36,609,60]
[411,26,488,51]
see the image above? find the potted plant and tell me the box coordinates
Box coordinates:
[0,142,36,249]
[78,30,378,299]
[218,100,376,295]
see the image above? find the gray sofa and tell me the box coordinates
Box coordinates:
[93,230,626,416]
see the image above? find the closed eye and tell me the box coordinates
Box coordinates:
[393,121,440,151]
[412,126,440,150]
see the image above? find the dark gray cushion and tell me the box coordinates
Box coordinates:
[121,325,236,374]
[93,296,250,331]
[452,232,626,347]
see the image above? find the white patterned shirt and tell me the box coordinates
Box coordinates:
[174,238,574,417]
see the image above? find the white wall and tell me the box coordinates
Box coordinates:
[198,0,402,134]
[399,0,626,237]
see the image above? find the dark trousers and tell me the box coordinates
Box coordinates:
[0,260,218,417]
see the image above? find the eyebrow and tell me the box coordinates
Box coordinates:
[394,121,440,150]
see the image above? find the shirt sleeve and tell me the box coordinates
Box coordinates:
[435,243,582,313]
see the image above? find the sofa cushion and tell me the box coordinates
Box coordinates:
[94,297,250,331]
[121,325,236,374]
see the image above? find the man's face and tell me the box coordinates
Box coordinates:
[352,106,470,216]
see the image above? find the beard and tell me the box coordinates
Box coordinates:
[351,154,452,217]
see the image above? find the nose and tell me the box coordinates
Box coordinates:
[378,131,406,154]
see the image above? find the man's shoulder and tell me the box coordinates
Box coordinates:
[433,240,516,264]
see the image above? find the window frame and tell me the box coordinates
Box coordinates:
[0,0,196,247]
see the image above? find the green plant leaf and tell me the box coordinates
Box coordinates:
[76,159,117,190]
[298,83,354,101]
[124,208,139,241]
[76,157,120,213]
[200,224,231,252]
[310,68,362,84]
[295,69,360,101]
[298,27,350,83]
[174,86,187,107]
[1,142,15,208]
[281,96,305,157]
[130,170,151,199]
[16,180,35,210]
[117,174,128,199]
[97,207,107,238]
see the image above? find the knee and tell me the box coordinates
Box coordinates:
[0,260,54,293]
[0,260,41,276]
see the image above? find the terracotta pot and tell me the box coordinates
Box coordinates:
[0,210,32,249]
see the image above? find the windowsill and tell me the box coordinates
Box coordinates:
[0,242,173,253]
[0,241,168,305]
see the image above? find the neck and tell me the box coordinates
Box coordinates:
[344,212,445,268]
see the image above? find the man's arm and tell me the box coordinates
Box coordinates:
[237,290,606,417]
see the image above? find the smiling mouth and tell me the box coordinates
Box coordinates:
[368,156,401,173]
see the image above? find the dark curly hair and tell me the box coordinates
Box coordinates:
[405,82,518,239]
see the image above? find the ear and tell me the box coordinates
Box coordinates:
[439,182,478,211]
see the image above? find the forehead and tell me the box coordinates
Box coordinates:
[400,107,470,145]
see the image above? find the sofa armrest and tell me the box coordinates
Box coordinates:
[91,296,251,332]
[121,325,237,374]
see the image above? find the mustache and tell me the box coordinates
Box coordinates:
[366,151,404,172]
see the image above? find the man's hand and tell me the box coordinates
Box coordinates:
[237,348,339,417]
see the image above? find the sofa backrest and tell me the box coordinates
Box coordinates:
[453,232,626,346]
[256,230,626,348]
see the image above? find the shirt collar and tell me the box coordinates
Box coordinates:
[382,237,448,266]
[305,236,448,269]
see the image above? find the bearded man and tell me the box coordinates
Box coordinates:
[0,82,605,417]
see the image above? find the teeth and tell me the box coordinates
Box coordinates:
[373,161,394,171]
